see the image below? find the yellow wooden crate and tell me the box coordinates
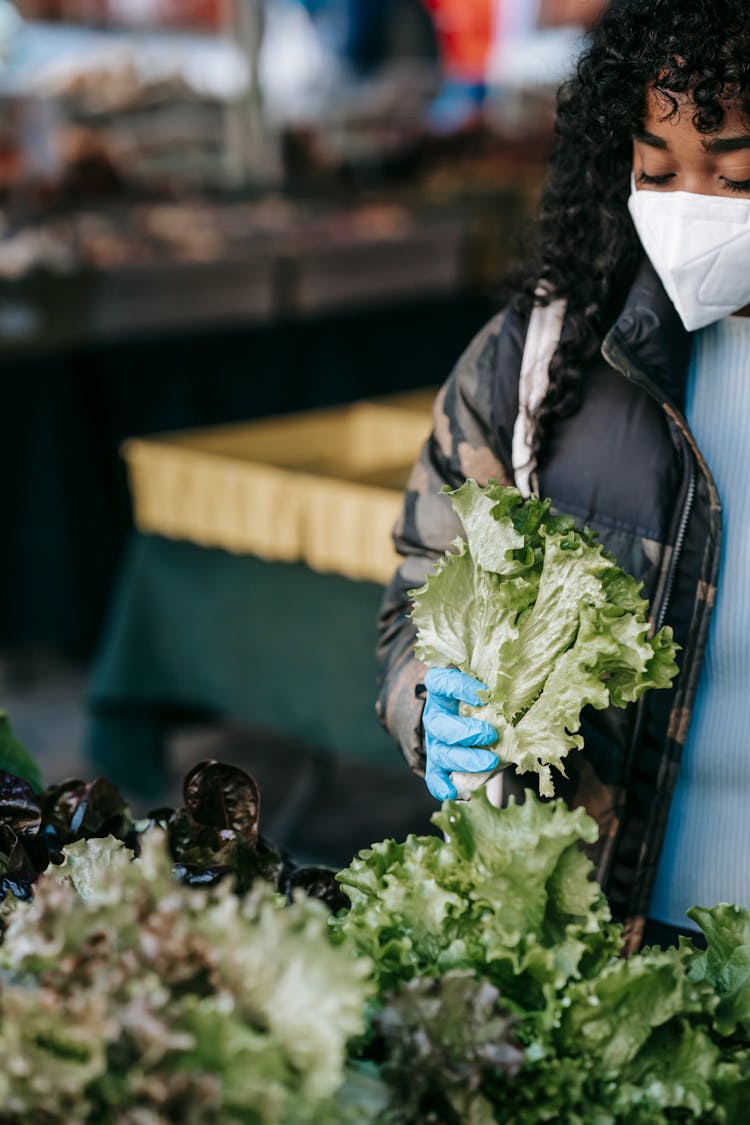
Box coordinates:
[123,389,435,585]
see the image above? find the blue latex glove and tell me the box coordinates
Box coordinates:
[422,667,498,802]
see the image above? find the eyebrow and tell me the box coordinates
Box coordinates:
[633,130,750,154]
[633,130,669,150]
[702,135,750,154]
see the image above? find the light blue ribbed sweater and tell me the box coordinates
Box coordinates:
[650,314,750,930]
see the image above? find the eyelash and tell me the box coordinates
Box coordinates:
[721,176,750,193]
[637,172,675,186]
[637,171,750,192]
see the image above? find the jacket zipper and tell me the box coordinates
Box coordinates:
[655,453,696,632]
[611,441,695,840]
[610,436,695,855]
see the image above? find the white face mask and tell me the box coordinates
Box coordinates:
[628,175,750,332]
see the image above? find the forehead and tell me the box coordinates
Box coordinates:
[643,87,750,142]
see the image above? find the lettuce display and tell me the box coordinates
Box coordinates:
[4,715,750,1121]
[4,755,750,1120]
[410,481,679,798]
[0,830,382,1124]
[336,791,750,1124]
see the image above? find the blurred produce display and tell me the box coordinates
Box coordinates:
[16,0,222,28]
[0,7,260,192]
[0,0,597,197]
[0,187,534,349]
[0,0,562,349]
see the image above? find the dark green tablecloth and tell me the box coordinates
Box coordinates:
[87,532,402,795]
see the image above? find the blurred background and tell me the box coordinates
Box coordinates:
[2,0,604,863]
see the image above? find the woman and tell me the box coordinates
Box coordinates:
[376,0,750,953]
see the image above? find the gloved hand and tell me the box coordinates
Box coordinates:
[422,667,498,802]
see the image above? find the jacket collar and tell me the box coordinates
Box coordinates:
[602,256,694,411]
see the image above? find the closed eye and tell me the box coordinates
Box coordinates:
[720,176,750,193]
[637,171,676,186]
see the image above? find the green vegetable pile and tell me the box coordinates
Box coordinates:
[336,791,750,1124]
[3,762,750,1122]
[410,481,679,796]
[0,830,382,1125]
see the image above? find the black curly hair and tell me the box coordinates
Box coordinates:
[514,0,750,470]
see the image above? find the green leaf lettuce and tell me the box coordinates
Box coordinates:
[335,791,619,1021]
[410,482,679,797]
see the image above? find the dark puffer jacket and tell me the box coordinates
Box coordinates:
[376,257,722,953]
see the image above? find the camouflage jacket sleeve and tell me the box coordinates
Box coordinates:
[375,310,516,774]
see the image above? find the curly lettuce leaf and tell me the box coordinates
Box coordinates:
[551,947,720,1123]
[478,605,677,798]
[335,792,619,1023]
[411,541,536,694]
[449,478,529,576]
[687,903,750,1036]
[495,534,616,720]
[558,945,708,1073]
[410,481,679,798]
[499,942,720,1124]
[612,1020,720,1119]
